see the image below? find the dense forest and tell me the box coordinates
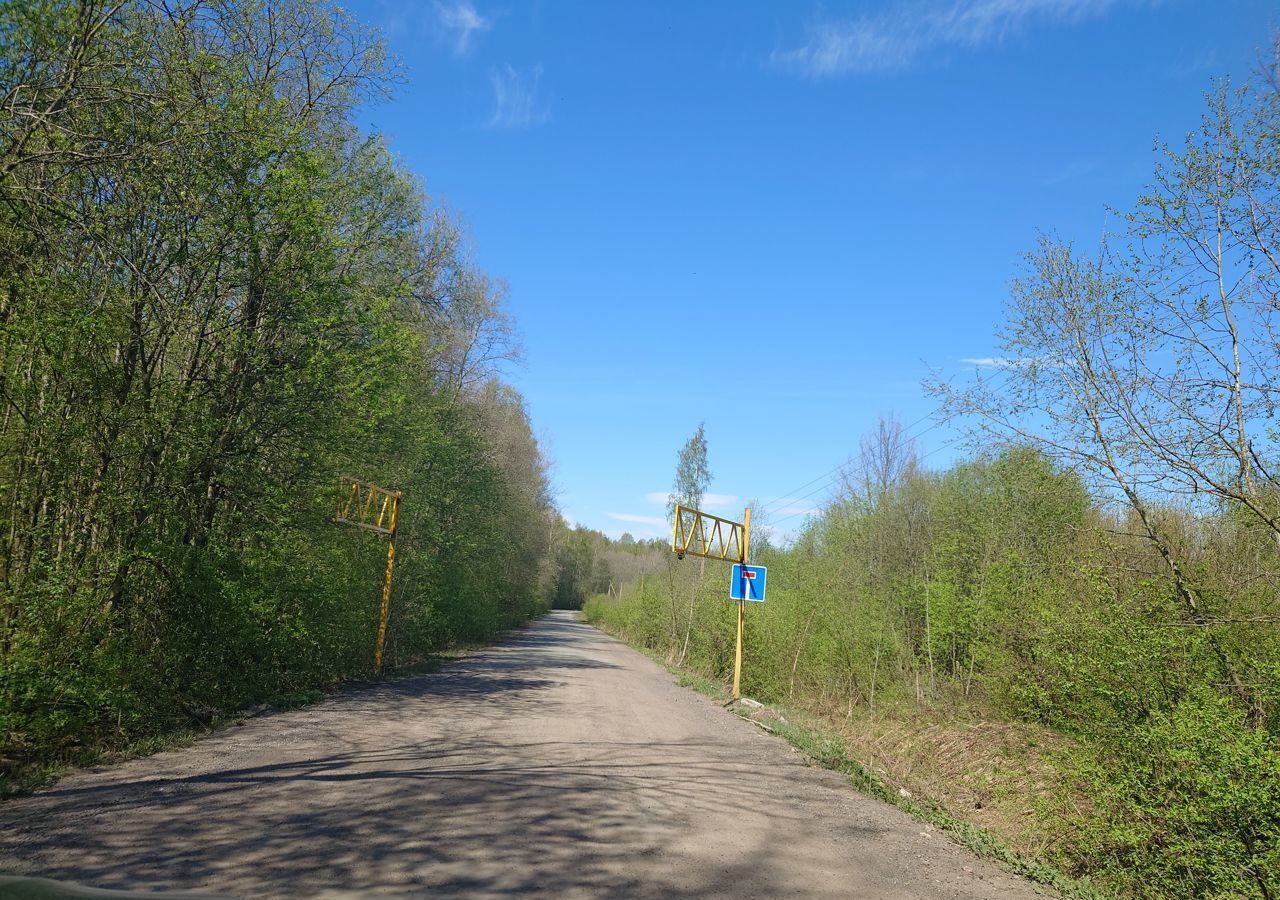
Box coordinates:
[588,54,1280,900]
[549,525,665,611]
[0,0,568,784]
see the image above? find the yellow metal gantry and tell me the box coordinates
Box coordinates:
[671,503,752,699]
[672,504,748,563]
[333,476,402,674]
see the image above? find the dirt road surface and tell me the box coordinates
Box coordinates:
[0,612,1053,898]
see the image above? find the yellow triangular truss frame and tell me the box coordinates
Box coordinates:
[334,476,400,536]
[672,503,748,564]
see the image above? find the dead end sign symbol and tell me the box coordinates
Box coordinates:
[730,564,767,602]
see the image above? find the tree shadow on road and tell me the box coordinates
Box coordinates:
[0,615,948,899]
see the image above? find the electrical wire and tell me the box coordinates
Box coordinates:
[761,409,935,513]
[759,366,1012,529]
[764,434,969,529]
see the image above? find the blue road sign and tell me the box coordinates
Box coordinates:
[729,564,767,602]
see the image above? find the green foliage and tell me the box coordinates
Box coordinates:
[1067,690,1280,899]
[0,0,555,782]
[667,422,711,520]
[553,526,666,610]
[590,444,1280,897]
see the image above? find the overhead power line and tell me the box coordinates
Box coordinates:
[760,407,941,516]
[759,366,1014,529]
[764,434,969,529]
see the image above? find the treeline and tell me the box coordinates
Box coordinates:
[0,1,558,779]
[550,526,665,610]
[588,52,1280,900]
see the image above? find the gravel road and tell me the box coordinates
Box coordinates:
[0,611,1054,898]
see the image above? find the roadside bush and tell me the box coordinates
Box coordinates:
[1066,691,1279,898]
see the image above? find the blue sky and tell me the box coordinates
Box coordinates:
[347,0,1275,542]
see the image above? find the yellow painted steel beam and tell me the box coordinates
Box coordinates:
[373,492,401,675]
[732,505,751,700]
[671,504,747,564]
[334,476,398,536]
[332,475,402,674]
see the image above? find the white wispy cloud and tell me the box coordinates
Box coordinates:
[435,0,490,55]
[960,355,1046,369]
[644,492,739,509]
[488,64,549,129]
[607,512,667,527]
[772,0,1136,77]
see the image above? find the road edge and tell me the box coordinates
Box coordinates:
[578,613,1108,900]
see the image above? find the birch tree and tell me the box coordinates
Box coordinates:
[669,423,711,664]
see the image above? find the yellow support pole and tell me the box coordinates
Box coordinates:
[732,506,751,700]
[373,491,401,674]
[733,599,744,700]
[673,502,681,557]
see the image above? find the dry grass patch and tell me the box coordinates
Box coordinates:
[798,703,1082,860]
